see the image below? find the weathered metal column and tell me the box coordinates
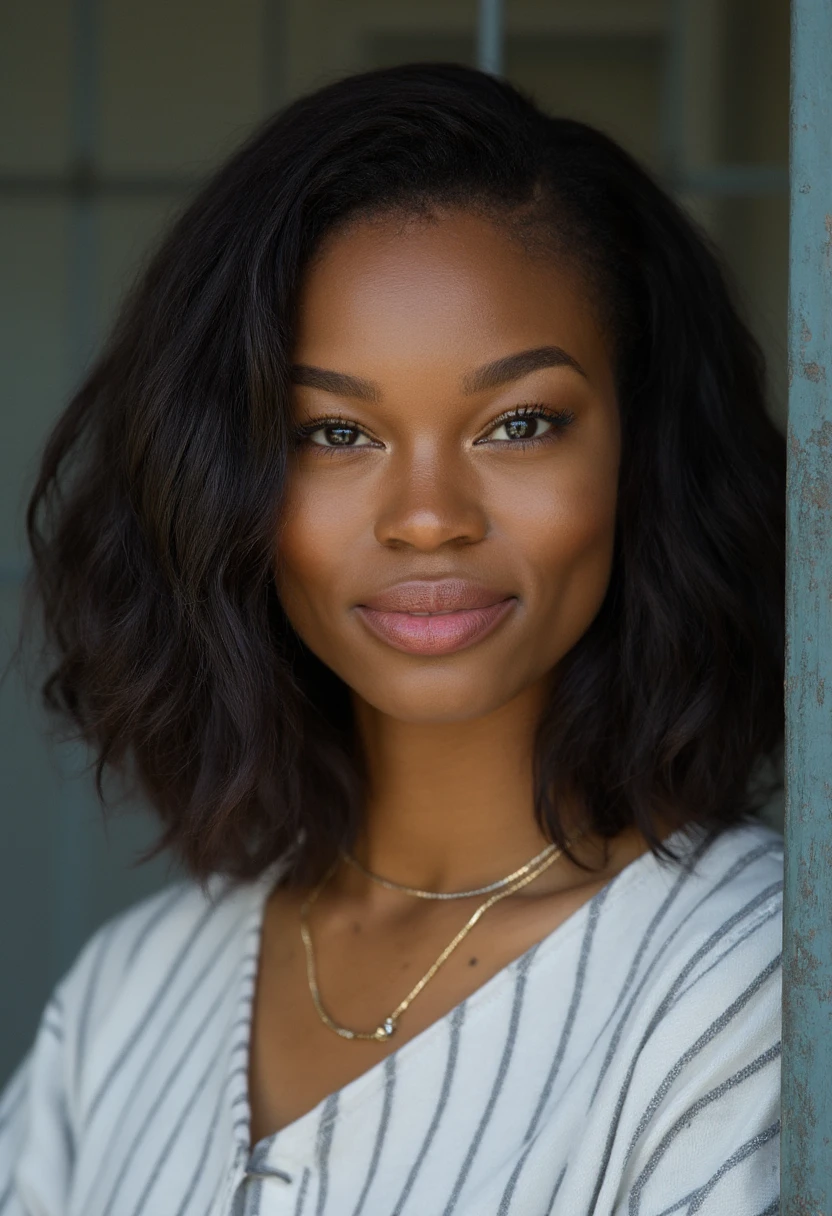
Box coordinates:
[783,0,832,1208]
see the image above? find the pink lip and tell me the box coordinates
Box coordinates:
[355,580,516,656]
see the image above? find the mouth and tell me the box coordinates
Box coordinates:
[355,580,517,656]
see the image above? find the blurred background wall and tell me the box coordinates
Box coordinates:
[0,0,789,1084]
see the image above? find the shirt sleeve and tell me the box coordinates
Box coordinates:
[0,992,74,1216]
[0,907,128,1216]
[613,902,781,1216]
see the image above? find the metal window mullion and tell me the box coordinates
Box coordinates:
[662,0,787,201]
[69,0,99,379]
[477,0,504,76]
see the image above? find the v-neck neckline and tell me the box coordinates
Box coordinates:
[226,825,703,1156]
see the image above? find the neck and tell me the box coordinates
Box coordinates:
[350,677,576,893]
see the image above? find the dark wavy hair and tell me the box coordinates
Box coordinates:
[24,63,785,882]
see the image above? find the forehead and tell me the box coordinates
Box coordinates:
[292,209,611,387]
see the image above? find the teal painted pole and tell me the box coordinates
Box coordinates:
[783,0,832,1209]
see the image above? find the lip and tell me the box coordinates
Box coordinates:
[355,580,517,656]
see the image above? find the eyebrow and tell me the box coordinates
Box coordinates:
[289,364,381,403]
[461,345,586,393]
[289,344,586,403]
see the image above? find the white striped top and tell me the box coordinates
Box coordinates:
[0,820,782,1215]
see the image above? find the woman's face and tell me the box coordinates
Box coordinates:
[276,209,621,723]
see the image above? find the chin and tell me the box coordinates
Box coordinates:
[354,671,522,724]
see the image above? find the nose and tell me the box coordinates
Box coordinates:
[373,448,488,551]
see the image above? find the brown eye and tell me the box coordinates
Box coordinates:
[487,413,554,443]
[306,423,374,447]
[477,405,575,446]
[502,416,545,440]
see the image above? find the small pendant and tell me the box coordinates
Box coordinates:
[375,1017,396,1041]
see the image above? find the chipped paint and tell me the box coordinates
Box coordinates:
[783,3,832,1211]
[801,360,826,381]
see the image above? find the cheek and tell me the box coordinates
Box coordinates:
[274,472,357,631]
[510,456,618,643]
[276,476,340,622]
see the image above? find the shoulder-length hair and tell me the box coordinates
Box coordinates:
[25,63,785,882]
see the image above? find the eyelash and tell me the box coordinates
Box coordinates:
[293,404,576,452]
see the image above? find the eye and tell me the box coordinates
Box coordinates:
[296,420,377,448]
[489,415,551,442]
[478,405,574,445]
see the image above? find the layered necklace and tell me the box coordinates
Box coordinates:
[299,842,564,1043]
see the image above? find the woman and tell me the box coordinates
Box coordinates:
[0,64,784,1214]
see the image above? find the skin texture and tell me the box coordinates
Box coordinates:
[249,208,645,1139]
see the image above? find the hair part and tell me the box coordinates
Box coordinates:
[23,63,785,882]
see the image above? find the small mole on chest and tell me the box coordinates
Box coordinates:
[468,956,478,967]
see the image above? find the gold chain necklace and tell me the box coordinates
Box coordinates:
[299,845,563,1043]
[340,842,559,900]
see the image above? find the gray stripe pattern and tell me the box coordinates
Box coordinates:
[669,902,782,1010]
[496,886,611,1214]
[314,1093,339,1216]
[625,953,782,1163]
[649,1123,782,1216]
[294,1168,312,1216]
[225,975,261,1145]
[173,1079,227,1216]
[586,880,783,1214]
[0,823,783,1216]
[391,1003,466,1216]
[524,887,610,1138]
[591,840,781,1103]
[130,1042,230,1216]
[125,884,191,967]
[229,1173,250,1216]
[351,1055,396,1216]
[579,832,718,1086]
[74,923,117,1098]
[648,1117,781,1216]
[545,1165,567,1214]
[87,910,249,1213]
[224,888,272,1156]
[246,1139,292,1182]
[245,1178,263,1216]
[686,1121,780,1214]
[628,1044,782,1215]
[442,947,540,1215]
[85,890,236,1125]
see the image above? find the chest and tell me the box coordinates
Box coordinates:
[55,873,694,1216]
[65,916,624,1216]
[235,926,621,1215]
[246,881,606,1138]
